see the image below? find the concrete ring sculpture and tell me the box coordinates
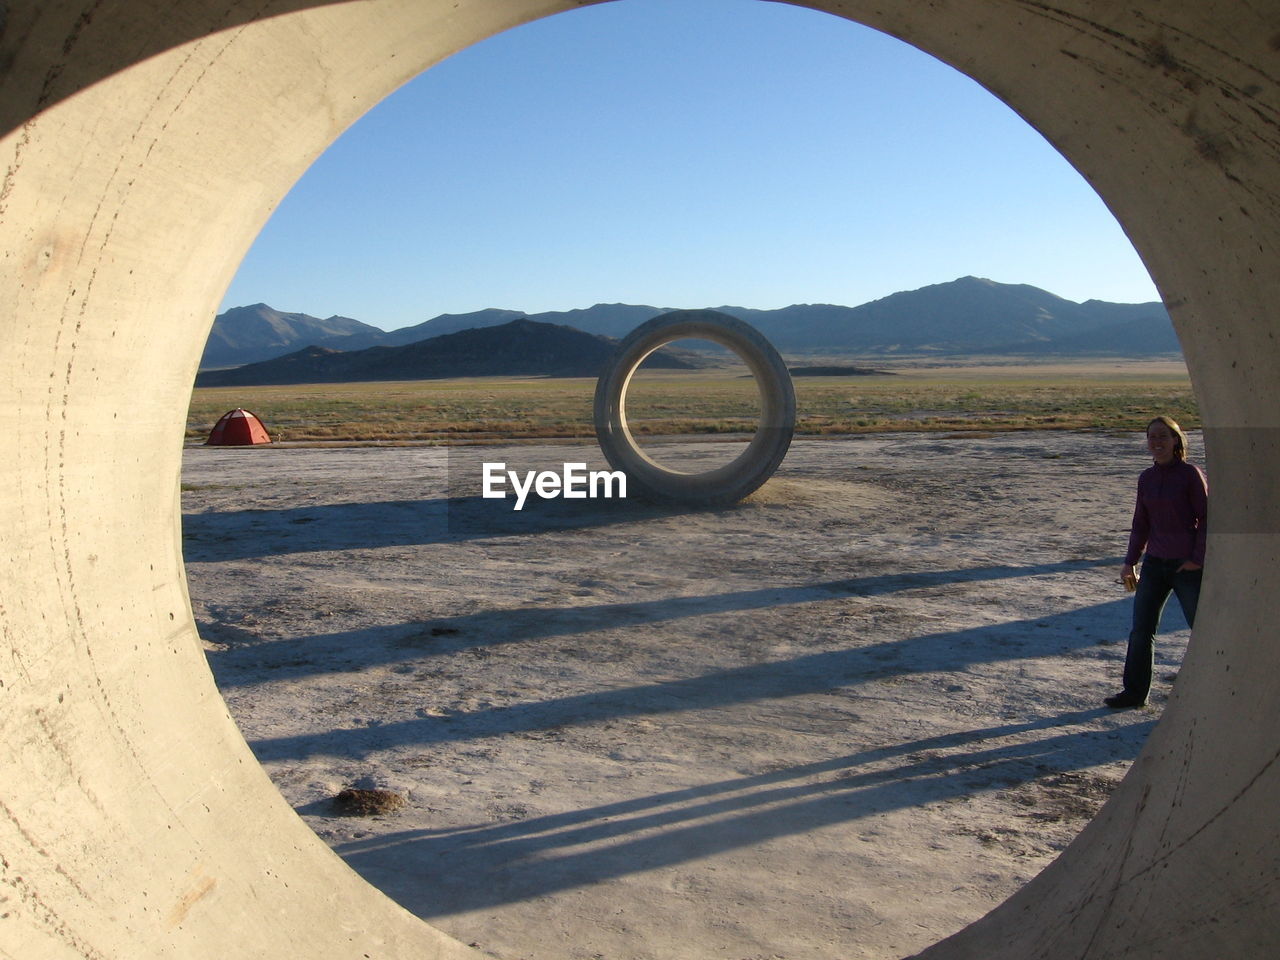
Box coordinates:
[594,310,796,505]
[7,3,1280,958]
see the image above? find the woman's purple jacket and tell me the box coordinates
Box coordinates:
[1124,459,1209,567]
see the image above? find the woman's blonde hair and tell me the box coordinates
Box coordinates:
[1147,415,1188,461]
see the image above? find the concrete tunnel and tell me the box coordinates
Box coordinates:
[2,0,1278,956]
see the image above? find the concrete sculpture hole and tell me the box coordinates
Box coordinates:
[621,335,762,471]
[177,7,1197,960]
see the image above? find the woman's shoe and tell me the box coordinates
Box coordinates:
[1105,691,1147,709]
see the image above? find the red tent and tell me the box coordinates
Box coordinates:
[206,408,272,446]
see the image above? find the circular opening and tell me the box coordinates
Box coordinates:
[626,337,760,471]
[184,2,1185,958]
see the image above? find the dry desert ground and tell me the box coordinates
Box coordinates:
[181,429,1192,960]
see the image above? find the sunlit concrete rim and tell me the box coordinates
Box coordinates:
[593,310,796,505]
[2,1,1278,958]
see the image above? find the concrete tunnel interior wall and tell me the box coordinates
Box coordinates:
[1,1,1278,957]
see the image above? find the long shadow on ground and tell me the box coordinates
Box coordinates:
[244,596,1133,764]
[326,707,1150,917]
[182,493,701,560]
[205,557,1125,687]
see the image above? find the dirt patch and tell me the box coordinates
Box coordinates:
[334,787,408,816]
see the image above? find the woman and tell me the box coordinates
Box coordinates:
[1107,415,1208,708]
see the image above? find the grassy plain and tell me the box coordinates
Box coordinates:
[186,359,1197,444]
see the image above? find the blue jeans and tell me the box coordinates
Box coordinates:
[1123,556,1201,699]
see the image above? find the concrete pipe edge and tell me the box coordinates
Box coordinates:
[5,0,1280,957]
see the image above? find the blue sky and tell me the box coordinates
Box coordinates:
[220,0,1161,332]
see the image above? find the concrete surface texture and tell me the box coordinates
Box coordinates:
[1,1,1277,958]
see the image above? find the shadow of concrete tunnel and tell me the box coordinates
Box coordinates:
[2,1,1278,957]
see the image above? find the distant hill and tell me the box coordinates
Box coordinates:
[203,277,1180,370]
[715,277,1179,355]
[380,304,669,344]
[1036,308,1183,355]
[199,303,678,369]
[378,308,529,346]
[194,318,707,387]
[200,303,388,368]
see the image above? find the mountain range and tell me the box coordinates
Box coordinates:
[200,276,1180,374]
[195,317,708,387]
